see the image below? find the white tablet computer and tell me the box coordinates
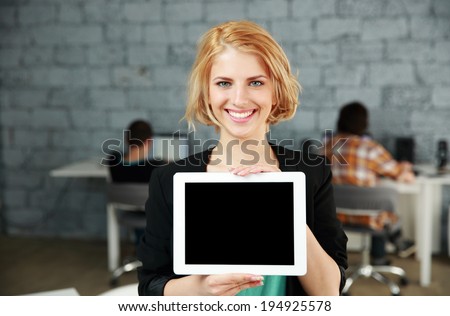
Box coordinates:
[173,171,307,276]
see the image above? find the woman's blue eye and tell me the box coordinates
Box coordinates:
[217,81,231,87]
[250,81,263,86]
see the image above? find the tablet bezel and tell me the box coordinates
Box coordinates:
[173,171,307,276]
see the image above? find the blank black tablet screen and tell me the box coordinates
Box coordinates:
[184,182,294,265]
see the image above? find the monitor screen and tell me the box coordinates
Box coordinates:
[150,134,190,162]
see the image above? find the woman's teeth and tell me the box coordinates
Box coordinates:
[228,110,253,118]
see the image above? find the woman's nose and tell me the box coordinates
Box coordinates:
[232,85,249,107]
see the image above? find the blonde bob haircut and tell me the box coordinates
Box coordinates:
[184,20,301,130]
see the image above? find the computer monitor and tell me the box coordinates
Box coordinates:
[150,133,191,163]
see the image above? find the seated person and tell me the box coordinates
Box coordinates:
[323,101,416,264]
[109,119,166,183]
[108,119,166,246]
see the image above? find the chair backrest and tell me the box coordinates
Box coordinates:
[106,183,148,211]
[333,184,400,232]
[333,184,398,213]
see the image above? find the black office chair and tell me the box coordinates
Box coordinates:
[333,184,409,295]
[106,182,148,286]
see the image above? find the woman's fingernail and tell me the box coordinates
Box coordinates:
[251,276,264,281]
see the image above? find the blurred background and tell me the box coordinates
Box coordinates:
[0,0,449,295]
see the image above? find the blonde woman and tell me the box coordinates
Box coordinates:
[137,20,347,296]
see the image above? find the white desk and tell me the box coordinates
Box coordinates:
[50,159,131,273]
[50,160,449,287]
[50,158,108,178]
[379,164,450,287]
[51,160,143,273]
[50,158,121,272]
[412,171,450,286]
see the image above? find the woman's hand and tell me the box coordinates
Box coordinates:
[165,273,264,296]
[180,274,263,296]
[229,164,281,176]
[397,161,416,183]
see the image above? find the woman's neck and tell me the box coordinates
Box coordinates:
[209,137,278,169]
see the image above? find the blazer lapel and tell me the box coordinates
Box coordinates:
[270,143,299,172]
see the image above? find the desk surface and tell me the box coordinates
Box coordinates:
[50,158,108,178]
[379,164,450,190]
[50,160,450,186]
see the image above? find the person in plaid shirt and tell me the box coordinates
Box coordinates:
[324,101,415,264]
[327,135,413,187]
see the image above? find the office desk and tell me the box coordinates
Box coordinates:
[50,160,448,286]
[50,158,108,178]
[50,158,121,272]
[412,173,450,286]
[51,159,144,273]
[379,166,450,287]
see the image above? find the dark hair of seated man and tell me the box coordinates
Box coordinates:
[109,119,166,183]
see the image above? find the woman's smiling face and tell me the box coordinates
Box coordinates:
[208,47,275,141]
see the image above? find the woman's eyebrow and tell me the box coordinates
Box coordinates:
[247,75,268,80]
[212,75,268,81]
[212,76,232,81]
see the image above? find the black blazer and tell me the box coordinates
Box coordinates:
[137,144,348,295]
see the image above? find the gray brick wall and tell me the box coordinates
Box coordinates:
[1,0,449,242]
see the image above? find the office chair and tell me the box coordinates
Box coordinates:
[106,182,148,286]
[333,184,409,295]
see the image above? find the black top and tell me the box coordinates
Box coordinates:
[108,153,167,183]
[137,144,348,296]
